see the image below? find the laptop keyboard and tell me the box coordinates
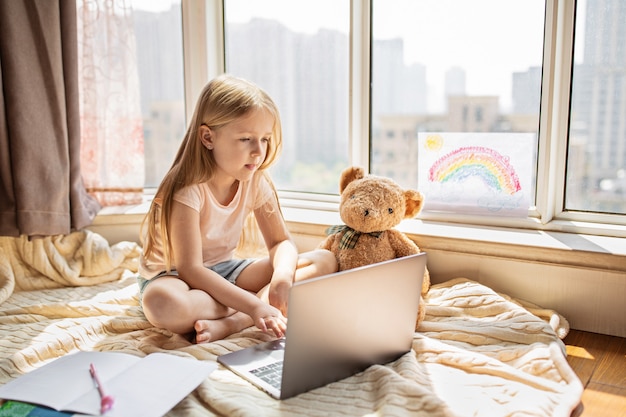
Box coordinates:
[250,361,283,389]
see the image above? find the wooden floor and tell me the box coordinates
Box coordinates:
[564,329,626,417]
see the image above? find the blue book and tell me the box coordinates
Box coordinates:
[0,400,73,417]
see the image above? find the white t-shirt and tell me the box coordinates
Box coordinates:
[139,172,274,279]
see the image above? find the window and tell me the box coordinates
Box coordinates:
[132,0,624,237]
[567,0,626,215]
[130,0,185,189]
[371,0,545,218]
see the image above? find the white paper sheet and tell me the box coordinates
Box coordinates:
[418,132,535,217]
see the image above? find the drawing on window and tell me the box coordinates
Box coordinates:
[428,146,522,195]
[418,133,535,217]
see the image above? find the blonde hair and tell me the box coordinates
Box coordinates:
[141,74,283,269]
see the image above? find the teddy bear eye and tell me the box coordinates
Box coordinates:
[388,207,394,214]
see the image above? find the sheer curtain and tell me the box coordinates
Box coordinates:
[77,0,145,206]
[0,0,100,237]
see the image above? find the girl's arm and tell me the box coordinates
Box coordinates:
[254,198,298,314]
[169,200,279,326]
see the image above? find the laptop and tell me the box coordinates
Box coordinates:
[217,252,427,400]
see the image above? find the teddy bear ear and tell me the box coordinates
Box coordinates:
[404,190,425,218]
[339,166,365,193]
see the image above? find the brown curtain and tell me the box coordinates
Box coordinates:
[0,0,100,237]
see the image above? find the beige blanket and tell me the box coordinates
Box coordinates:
[0,230,583,416]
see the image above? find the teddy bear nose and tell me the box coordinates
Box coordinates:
[364,208,379,217]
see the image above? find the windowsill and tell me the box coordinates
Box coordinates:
[92,201,626,273]
[283,207,625,272]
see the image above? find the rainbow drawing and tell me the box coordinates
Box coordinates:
[428,146,522,195]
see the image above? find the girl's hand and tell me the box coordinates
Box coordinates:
[251,303,287,338]
[268,279,292,316]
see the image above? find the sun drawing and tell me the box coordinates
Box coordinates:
[424,134,443,151]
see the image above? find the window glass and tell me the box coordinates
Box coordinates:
[224,0,350,194]
[567,0,626,215]
[131,0,185,188]
[371,0,545,217]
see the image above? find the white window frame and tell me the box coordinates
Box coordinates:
[180,0,626,239]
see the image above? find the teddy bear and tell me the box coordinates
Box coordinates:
[318,166,430,328]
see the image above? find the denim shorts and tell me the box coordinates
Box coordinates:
[137,258,255,301]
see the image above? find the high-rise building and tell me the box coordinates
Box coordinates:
[445,66,466,100]
[226,19,349,187]
[133,5,185,187]
[569,0,626,210]
[512,66,541,114]
[372,38,427,119]
[574,0,626,181]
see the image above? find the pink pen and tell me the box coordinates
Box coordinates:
[89,363,115,414]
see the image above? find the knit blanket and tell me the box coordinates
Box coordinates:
[0,230,583,416]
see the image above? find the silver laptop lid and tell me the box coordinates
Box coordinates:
[279,252,426,399]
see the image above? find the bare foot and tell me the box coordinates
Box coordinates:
[194,311,253,343]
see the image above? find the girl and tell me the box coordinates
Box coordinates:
[138,75,337,343]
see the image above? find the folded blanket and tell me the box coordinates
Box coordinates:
[0,230,140,301]
[0,231,583,416]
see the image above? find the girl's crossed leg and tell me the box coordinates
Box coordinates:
[143,249,337,343]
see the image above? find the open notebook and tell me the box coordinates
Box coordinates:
[218,252,427,399]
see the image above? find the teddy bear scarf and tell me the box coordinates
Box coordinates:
[325,225,383,249]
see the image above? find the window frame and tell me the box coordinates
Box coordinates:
[179,0,626,239]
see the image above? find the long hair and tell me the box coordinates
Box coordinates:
[141,75,283,269]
